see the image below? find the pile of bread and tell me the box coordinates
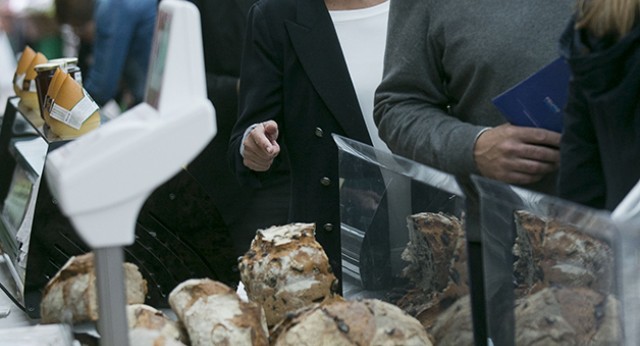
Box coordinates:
[12,46,100,139]
[390,210,623,345]
[511,210,621,345]
[394,212,474,345]
[40,209,621,345]
[40,223,434,345]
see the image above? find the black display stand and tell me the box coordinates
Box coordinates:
[0,97,237,319]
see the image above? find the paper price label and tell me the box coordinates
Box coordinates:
[49,90,99,130]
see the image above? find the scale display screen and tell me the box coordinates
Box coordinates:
[2,165,33,235]
[145,10,172,110]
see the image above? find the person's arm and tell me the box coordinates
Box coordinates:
[376,0,561,184]
[228,2,284,188]
[558,78,605,208]
[473,124,560,185]
[374,0,486,177]
[84,0,136,106]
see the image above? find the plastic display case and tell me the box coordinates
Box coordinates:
[472,175,636,345]
[334,135,477,345]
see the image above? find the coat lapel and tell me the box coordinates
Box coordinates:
[284,0,372,145]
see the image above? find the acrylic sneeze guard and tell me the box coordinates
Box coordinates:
[471,175,640,346]
[333,134,474,345]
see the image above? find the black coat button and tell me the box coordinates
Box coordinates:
[315,127,324,138]
[323,223,334,232]
[320,177,331,186]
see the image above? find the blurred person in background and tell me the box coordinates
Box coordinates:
[1,0,61,58]
[54,0,156,112]
[187,0,291,259]
[1,7,16,114]
[558,0,640,210]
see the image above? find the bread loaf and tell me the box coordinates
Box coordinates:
[129,329,187,346]
[168,278,268,346]
[126,304,188,344]
[270,299,434,346]
[238,223,339,327]
[514,286,622,345]
[513,210,614,296]
[428,295,475,346]
[40,252,148,324]
[396,212,469,332]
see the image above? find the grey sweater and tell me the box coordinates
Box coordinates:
[374,0,573,181]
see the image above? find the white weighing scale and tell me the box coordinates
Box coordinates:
[44,1,216,345]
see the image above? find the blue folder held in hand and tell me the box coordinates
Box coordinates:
[492,57,571,133]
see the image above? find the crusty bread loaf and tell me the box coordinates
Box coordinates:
[401,212,466,293]
[40,252,147,324]
[396,212,469,332]
[168,278,268,346]
[128,329,187,346]
[270,299,434,346]
[514,286,622,345]
[238,223,339,327]
[126,304,188,344]
[429,295,475,346]
[513,210,614,296]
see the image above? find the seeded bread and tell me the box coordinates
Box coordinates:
[238,223,339,327]
[271,299,434,346]
[40,252,147,324]
[168,278,268,346]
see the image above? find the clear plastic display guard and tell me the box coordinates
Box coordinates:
[334,134,640,346]
[333,134,481,344]
[472,175,640,346]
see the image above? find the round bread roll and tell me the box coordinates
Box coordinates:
[270,299,434,346]
[428,295,475,346]
[238,223,339,327]
[40,252,148,324]
[168,278,268,346]
[126,304,188,344]
[129,329,187,346]
[514,286,622,345]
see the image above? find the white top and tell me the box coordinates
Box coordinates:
[240,1,390,157]
[330,1,389,152]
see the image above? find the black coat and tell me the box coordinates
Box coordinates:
[188,0,289,225]
[558,19,640,211]
[229,0,375,280]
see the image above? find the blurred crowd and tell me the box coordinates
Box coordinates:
[1,0,60,115]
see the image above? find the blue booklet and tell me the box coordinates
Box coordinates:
[492,57,571,133]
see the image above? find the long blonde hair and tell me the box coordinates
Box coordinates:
[576,0,640,38]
